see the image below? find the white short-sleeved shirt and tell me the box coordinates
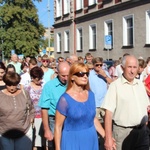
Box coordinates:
[114,64,123,77]
[101,75,149,126]
[20,72,31,86]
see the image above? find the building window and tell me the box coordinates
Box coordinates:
[64,0,70,14]
[57,33,61,52]
[104,20,113,48]
[115,0,121,3]
[56,0,62,17]
[88,0,97,6]
[76,28,83,51]
[146,10,150,44]
[64,31,70,52]
[89,24,96,49]
[123,15,134,46]
[76,0,83,10]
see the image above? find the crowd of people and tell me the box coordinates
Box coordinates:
[0,52,149,150]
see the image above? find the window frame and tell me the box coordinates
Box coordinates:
[104,19,114,49]
[76,0,83,10]
[64,30,70,52]
[88,0,97,6]
[89,24,97,50]
[146,10,150,45]
[64,0,70,15]
[76,27,83,51]
[123,14,134,47]
[57,33,62,52]
[56,0,62,17]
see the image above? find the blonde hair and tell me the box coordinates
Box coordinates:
[42,54,49,60]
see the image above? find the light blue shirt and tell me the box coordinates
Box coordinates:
[43,68,54,83]
[38,77,67,115]
[89,69,110,107]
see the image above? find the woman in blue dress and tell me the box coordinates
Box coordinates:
[54,62,105,150]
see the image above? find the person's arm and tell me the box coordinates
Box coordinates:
[94,117,105,138]
[104,110,116,150]
[104,75,113,84]
[54,110,66,150]
[98,69,113,84]
[41,109,54,141]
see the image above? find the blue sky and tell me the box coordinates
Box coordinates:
[34,0,54,28]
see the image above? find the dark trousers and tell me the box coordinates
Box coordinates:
[122,125,150,150]
[48,140,55,150]
[48,116,55,150]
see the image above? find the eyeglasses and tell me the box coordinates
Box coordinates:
[42,60,49,63]
[73,72,89,77]
[95,64,103,67]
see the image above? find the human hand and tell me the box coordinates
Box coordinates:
[99,69,107,78]
[44,129,54,141]
[104,137,115,150]
[112,138,116,150]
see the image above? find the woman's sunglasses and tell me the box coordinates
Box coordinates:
[73,72,89,77]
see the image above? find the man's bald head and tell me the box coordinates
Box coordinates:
[58,61,70,84]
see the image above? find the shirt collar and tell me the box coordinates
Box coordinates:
[121,75,138,85]
[90,69,98,75]
[55,77,67,87]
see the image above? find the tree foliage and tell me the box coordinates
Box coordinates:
[0,0,45,58]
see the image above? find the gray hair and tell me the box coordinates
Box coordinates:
[121,55,138,68]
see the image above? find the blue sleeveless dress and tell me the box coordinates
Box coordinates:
[56,90,99,150]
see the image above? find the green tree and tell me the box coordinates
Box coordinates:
[0,0,45,58]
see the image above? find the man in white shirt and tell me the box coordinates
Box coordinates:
[102,55,149,150]
[20,57,37,86]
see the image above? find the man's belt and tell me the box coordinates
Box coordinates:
[113,121,145,129]
[49,115,55,120]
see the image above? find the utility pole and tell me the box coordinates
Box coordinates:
[47,0,51,48]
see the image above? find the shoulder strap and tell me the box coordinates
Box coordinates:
[22,88,27,99]
[22,88,30,115]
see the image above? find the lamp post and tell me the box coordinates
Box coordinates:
[47,0,50,48]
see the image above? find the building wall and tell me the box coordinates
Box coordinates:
[54,0,150,60]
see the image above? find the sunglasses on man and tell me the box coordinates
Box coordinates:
[95,63,103,67]
[42,60,49,63]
